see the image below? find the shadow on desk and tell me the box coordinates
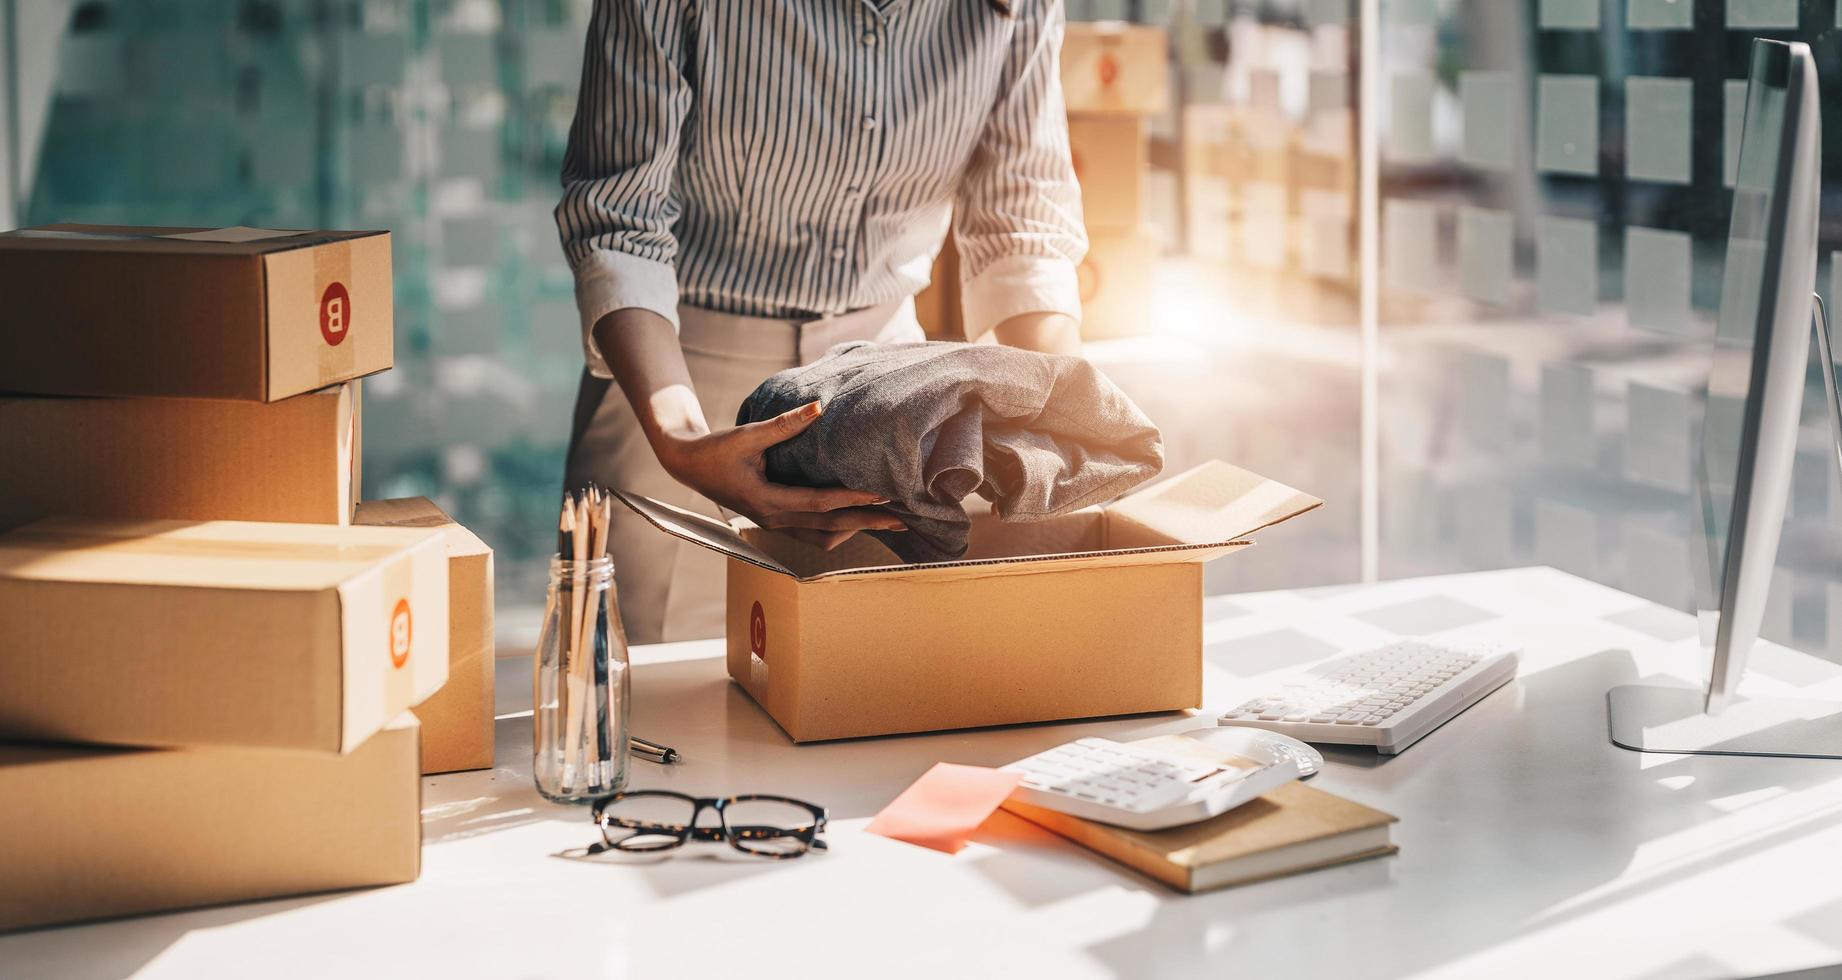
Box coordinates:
[0,892,350,980]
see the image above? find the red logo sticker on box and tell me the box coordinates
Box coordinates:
[750,601,767,663]
[389,598,413,669]
[1097,52,1119,88]
[320,281,352,346]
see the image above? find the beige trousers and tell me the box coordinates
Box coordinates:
[563,299,923,643]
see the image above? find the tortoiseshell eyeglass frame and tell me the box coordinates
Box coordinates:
[590,790,830,859]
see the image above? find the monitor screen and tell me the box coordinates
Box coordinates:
[1694,42,1793,620]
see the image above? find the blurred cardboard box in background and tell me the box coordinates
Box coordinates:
[0,382,361,533]
[1068,114,1147,230]
[0,714,422,932]
[1077,226,1159,339]
[1062,23,1169,115]
[357,497,496,774]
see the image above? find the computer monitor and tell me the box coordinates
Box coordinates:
[1607,38,1842,758]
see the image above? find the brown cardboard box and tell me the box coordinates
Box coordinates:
[0,382,361,533]
[0,517,449,752]
[619,461,1319,742]
[1077,226,1159,339]
[1068,114,1147,230]
[1061,24,1169,115]
[355,497,496,774]
[0,714,421,932]
[0,225,392,401]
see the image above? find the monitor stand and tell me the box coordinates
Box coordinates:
[1607,685,1842,758]
[1608,294,1842,760]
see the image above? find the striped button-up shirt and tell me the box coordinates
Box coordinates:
[556,0,1087,377]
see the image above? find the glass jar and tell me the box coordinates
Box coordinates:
[533,555,630,803]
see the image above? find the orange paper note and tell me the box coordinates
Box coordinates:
[866,763,1022,854]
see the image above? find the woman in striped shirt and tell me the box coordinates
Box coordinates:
[557,0,1087,642]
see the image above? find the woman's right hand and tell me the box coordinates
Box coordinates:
[653,399,904,547]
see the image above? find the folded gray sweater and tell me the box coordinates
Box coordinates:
[736,341,1164,563]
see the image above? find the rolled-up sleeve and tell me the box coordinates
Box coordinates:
[954,0,1088,342]
[555,0,692,378]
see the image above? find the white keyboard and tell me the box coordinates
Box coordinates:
[1218,639,1519,754]
[1003,735,1298,830]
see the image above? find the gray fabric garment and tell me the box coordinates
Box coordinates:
[736,341,1164,563]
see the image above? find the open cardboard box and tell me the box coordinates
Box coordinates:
[620,461,1320,742]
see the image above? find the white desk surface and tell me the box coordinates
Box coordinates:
[7,567,1842,980]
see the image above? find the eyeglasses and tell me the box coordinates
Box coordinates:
[589,790,829,859]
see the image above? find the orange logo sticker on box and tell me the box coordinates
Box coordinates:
[389,598,412,669]
[1097,52,1119,88]
[749,601,767,663]
[320,281,352,346]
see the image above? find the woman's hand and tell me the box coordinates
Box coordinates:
[653,399,904,544]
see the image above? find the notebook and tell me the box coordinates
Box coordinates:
[1000,735,1398,894]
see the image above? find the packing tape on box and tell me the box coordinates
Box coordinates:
[314,242,358,384]
[0,527,410,563]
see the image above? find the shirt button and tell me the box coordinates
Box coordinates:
[862,115,879,130]
[862,31,877,46]
[830,247,846,260]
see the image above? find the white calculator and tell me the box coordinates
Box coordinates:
[1001,729,1306,831]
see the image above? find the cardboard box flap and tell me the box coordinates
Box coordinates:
[805,540,1249,584]
[616,491,796,578]
[1103,460,1322,550]
[0,224,385,255]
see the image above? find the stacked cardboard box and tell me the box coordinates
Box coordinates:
[0,225,496,931]
[913,24,1168,343]
[1063,23,1168,340]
